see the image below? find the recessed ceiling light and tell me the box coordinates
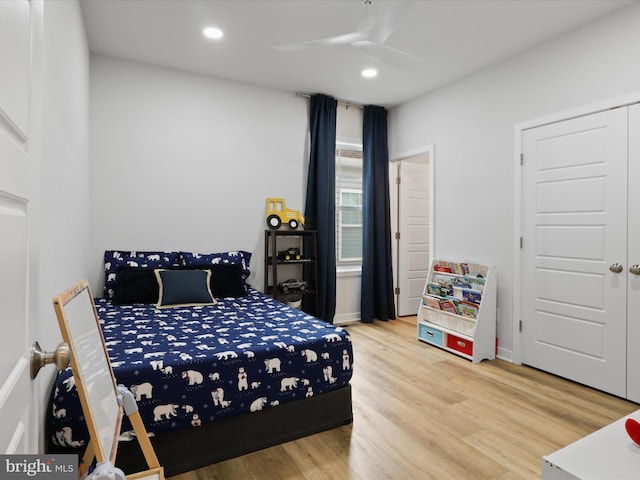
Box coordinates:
[361,68,378,78]
[203,27,223,40]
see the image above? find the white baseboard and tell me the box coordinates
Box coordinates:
[334,312,360,325]
[496,346,513,363]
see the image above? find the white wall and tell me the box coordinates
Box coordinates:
[37,0,90,444]
[389,3,640,360]
[88,56,309,294]
[89,62,365,322]
[39,0,90,326]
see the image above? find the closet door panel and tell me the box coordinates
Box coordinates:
[626,104,640,402]
[521,108,628,397]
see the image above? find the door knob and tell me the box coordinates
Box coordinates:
[610,263,624,273]
[30,341,70,379]
[630,265,640,275]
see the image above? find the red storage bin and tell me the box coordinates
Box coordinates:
[447,334,473,357]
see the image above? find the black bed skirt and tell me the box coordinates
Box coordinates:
[47,384,353,477]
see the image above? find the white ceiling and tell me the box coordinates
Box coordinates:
[80,0,636,107]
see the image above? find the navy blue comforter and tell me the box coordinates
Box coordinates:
[50,289,353,449]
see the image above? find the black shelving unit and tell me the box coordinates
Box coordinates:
[264,229,318,315]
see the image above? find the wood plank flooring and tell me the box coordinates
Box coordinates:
[168,317,637,480]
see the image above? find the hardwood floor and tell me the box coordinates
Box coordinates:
[168,318,637,480]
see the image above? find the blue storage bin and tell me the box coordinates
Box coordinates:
[418,324,444,346]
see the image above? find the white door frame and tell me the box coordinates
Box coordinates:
[390,144,435,316]
[512,92,640,365]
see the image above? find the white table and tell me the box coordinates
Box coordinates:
[543,410,640,479]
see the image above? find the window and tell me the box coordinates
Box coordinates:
[336,145,363,266]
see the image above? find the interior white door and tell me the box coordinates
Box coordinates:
[626,104,640,403]
[396,155,430,316]
[0,0,41,454]
[521,107,628,397]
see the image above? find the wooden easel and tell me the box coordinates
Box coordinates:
[53,280,164,480]
[79,390,163,480]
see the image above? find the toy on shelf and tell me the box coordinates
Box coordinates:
[277,247,301,261]
[278,279,309,294]
[266,197,305,230]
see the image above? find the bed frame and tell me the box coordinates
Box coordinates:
[47,383,353,477]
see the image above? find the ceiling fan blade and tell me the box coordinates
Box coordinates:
[351,40,424,70]
[274,30,370,52]
[367,0,416,45]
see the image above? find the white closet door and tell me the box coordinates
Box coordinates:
[521,107,628,397]
[627,104,640,402]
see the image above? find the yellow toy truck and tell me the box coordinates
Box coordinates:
[265,198,305,230]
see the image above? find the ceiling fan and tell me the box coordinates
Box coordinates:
[273,0,423,70]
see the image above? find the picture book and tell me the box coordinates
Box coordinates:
[433,263,451,273]
[439,283,453,296]
[463,276,486,290]
[439,299,458,314]
[427,283,443,296]
[458,300,479,319]
[452,278,472,289]
[433,260,470,275]
[462,288,482,304]
[433,274,454,288]
[422,294,441,310]
[466,263,488,278]
[444,295,461,307]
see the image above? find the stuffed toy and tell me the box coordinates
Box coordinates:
[625,418,640,445]
[86,461,125,480]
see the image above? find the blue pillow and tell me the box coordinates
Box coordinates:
[180,251,252,283]
[103,251,181,299]
[155,269,216,308]
[183,264,247,297]
[112,268,160,304]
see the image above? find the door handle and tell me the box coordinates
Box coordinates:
[610,263,624,273]
[30,341,70,379]
[630,265,640,275]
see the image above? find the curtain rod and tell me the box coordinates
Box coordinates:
[296,92,364,110]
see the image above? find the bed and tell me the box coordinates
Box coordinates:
[46,250,354,477]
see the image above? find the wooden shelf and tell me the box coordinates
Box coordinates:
[264,229,318,316]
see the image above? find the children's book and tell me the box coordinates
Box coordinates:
[427,283,443,296]
[463,276,486,291]
[458,300,479,319]
[462,288,482,304]
[439,299,458,314]
[453,278,473,289]
[433,263,451,273]
[439,283,453,296]
[444,295,461,307]
[451,263,464,275]
[466,263,487,278]
[433,274,453,288]
[422,294,441,310]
